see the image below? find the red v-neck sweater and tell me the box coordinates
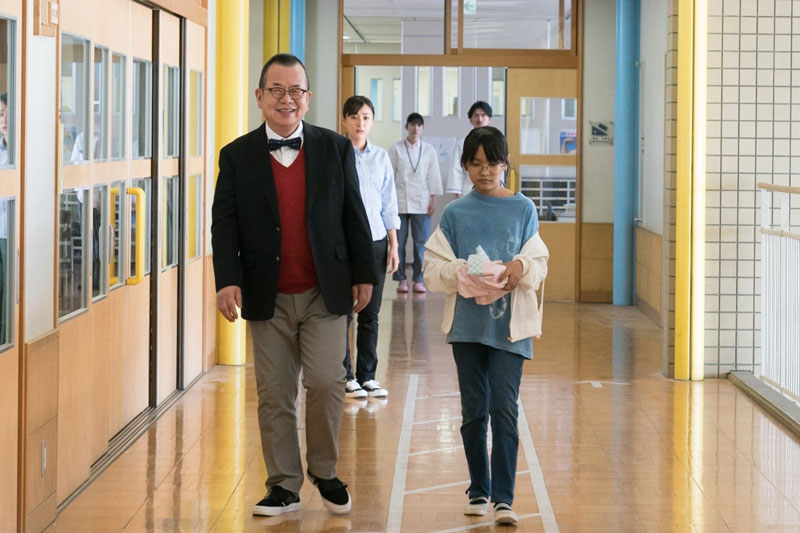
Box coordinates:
[271,146,318,293]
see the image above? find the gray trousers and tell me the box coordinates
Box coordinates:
[249,287,347,493]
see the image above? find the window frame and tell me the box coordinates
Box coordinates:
[58,187,90,323]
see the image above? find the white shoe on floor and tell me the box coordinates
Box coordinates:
[463,496,489,516]
[345,380,367,399]
[493,502,518,525]
[361,380,388,397]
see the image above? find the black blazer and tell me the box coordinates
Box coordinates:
[211,122,377,320]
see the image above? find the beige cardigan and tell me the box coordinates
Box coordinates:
[423,227,549,342]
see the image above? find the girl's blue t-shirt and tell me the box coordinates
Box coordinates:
[439,190,539,359]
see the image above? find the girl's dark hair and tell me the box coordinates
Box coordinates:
[342,95,375,117]
[460,126,509,169]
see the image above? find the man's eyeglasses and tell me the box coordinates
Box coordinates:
[260,86,309,100]
[466,161,504,173]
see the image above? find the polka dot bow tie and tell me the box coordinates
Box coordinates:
[268,138,302,151]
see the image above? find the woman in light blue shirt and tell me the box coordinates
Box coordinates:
[341,96,401,400]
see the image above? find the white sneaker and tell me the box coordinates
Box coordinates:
[345,380,367,399]
[361,380,388,397]
[493,503,518,525]
[463,496,489,516]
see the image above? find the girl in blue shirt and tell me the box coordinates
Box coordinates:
[424,126,547,526]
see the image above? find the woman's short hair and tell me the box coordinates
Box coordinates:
[460,126,509,169]
[342,95,375,117]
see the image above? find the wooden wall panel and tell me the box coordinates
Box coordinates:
[24,332,59,434]
[56,314,93,502]
[104,289,128,437]
[537,222,576,301]
[635,226,662,325]
[161,12,181,66]
[123,280,150,422]
[205,255,216,370]
[580,223,613,302]
[0,351,19,528]
[184,260,204,384]
[157,268,178,403]
[131,1,154,61]
[187,20,205,71]
[90,297,114,457]
[25,419,57,516]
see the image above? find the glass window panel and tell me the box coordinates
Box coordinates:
[187,173,201,261]
[130,177,151,276]
[111,53,126,160]
[461,0,570,50]
[417,66,431,117]
[392,78,401,122]
[110,180,125,288]
[189,71,203,156]
[343,0,444,54]
[491,67,506,116]
[0,18,17,167]
[519,165,576,222]
[59,189,89,319]
[93,47,109,160]
[92,185,108,299]
[163,65,179,158]
[0,197,14,347]
[162,176,179,269]
[519,97,577,155]
[369,78,383,121]
[132,59,152,158]
[444,67,458,117]
[61,34,90,164]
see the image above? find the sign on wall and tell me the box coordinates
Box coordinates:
[589,121,614,144]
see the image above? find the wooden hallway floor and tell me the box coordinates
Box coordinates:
[51,289,800,532]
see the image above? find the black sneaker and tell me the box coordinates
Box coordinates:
[252,485,301,516]
[308,471,352,514]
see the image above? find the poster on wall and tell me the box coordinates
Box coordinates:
[559,130,577,153]
[589,121,614,144]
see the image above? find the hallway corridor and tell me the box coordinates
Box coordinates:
[51,289,800,532]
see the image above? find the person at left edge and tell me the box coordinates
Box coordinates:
[211,53,377,518]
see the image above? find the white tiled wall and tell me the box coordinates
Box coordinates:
[702,0,800,377]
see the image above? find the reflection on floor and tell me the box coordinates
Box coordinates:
[51,289,800,532]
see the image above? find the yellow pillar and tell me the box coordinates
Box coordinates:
[215,0,249,365]
[674,0,707,380]
[263,0,292,62]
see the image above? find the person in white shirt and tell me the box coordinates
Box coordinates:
[445,101,493,197]
[388,113,443,293]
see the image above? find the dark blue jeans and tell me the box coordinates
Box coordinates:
[344,238,387,382]
[452,342,524,505]
[393,213,429,283]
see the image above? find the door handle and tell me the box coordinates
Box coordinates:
[127,187,146,285]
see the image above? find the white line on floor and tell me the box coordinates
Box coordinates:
[404,470,531,495]
[518,399,559,532]
[386,374,419,533]
[430,513,542,533]
[408,445,464,457]
[417,391,461,399]
[413,415,462,425]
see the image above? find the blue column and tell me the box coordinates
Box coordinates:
[290,0,306,63]
[613,0,640,305]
